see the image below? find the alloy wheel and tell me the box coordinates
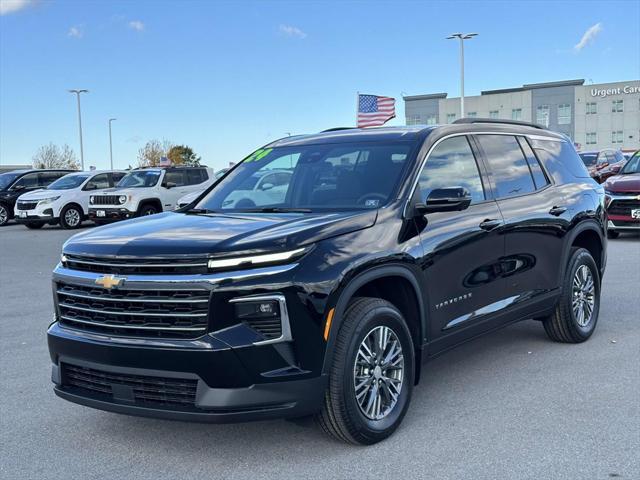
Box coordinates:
[65,208,81,227]
[0,205,7,225]
[572,264,595,327]
[353,325,404,420]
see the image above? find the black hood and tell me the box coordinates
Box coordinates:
[63,211,377,257]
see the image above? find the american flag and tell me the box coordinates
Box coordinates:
[357,94,396,128]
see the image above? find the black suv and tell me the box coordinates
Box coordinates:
[0,169,74,226]
[48,120,606,444]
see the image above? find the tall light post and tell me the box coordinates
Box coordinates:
[108,118,117,169]
[68,89,88,170]
[446,33,478,119]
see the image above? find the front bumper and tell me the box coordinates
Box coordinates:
[14,205,58,224]
[88,207,135,223]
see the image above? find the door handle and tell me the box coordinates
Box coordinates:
[479,218,502,231]
[549,206,567,216]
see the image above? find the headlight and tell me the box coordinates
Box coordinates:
[118,195,127,204]
[38,196,61,205]
[89,196,95,204]
[207,247,307,270]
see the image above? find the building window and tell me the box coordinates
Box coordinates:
[586,102,597,114]
[511,108,522,121]
[558,104,571,125]
[426,115,437,125]
[612,99,624,113]
[406,114,420,125]
[489,110,499,119]
[467,112,477,118]
[536,105,550,127]
[446,113,456,123]
[611,131,624,144]
[585,132,597,145]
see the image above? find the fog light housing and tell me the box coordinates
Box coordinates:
[230,295,291,344]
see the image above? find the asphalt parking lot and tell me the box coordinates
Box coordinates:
[0,222,638,480]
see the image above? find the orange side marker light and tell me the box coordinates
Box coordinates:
[323,308,335,341]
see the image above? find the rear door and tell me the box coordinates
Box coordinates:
[161,169,188,209]
[415,135,507,348]
[474,133,564,311]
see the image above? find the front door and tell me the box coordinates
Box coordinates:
[415,135,506,351]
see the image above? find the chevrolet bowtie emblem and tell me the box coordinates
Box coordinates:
[95,274,124,290]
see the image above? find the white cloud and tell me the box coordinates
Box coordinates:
[279,24,307,39]
[67,26,83,39]
[0,0,35,15]
[128,20,145,32]
[574,23,602,52]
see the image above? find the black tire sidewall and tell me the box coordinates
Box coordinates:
[339,303,414,442]
[0,203,9,226]
[139,205,158,216]
[60,205,82,229]
[562,249,600,339]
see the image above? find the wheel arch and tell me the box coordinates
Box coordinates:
[61,201,85,217]
[560,220,606,284]
[322,264,426,385]
[137,198,163,214]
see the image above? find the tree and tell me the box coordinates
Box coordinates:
[137,139,173,167]
[167,145,201,166]
[32,143,80,170]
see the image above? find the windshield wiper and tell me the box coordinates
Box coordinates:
[237,207,313,213]
[185,208,219,214]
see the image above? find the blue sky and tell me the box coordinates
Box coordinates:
[1,0,639,171]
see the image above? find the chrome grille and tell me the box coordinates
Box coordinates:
[62,363,198,408]
[608,199,640,216]
[56,282,210,337]
[91,195,121,205]
[62,254,209,275]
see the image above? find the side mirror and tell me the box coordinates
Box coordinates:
[163,182,177,189]
[260,183,274,191]
[611,165,622,173]
[414,187,472,215]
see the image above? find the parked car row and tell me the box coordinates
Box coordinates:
[0,166,222,229]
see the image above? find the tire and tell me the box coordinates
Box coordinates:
[138,204,159,216]
[60,205,83,229]
[315,297,415,445]
[607,230,619,239]
[24,222,45,229]
[0,203,9,226]
[543,248,600,343]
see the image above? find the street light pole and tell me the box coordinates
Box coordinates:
[108,118,117,169]
[68,89,88,170]
[446,33,478,119]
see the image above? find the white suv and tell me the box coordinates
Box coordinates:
[88,166,213,224]
[14,170,126,229]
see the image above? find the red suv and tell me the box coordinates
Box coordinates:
[579,149,627,184]
[604,150,640,238]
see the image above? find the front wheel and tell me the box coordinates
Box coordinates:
[0,204,10,226]
[316,297,415,445]
[543,248,600,343]
[60,205,83,229]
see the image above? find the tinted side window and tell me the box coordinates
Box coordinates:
[85,173,111,190]
[186,169,205,185]
[517,137,550,190]
[110,172,126,185]
[12,173,39,188]
[418,136,485,204]
[613,151,625,162]
[476,135,535,199]
[39,171,67,186]
[164,170,186,186]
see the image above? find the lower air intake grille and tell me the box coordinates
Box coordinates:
[62,363,198,408]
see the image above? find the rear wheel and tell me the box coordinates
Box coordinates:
[543,248,600,343]
[60,205,83,229]
[316,297,415,445]
[607,230,619,239]
[0,204,9,226]
[24,221,45,229]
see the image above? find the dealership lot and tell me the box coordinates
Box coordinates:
[0,223,638,480]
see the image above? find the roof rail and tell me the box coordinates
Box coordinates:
[321,127,356,132]
[453,118,546,130]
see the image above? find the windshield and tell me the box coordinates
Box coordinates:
[579,153,597,167]
[0,171,22,190]
[117,170,161,188]
[620,152,640,174]
[196,142,412,212]
[47,173,90,190]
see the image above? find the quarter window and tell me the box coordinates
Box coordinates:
[476,135,536,199]
[418,136,485,204]
[557,104,571,125]
[511,109,522,121]
[517,137,550,190]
